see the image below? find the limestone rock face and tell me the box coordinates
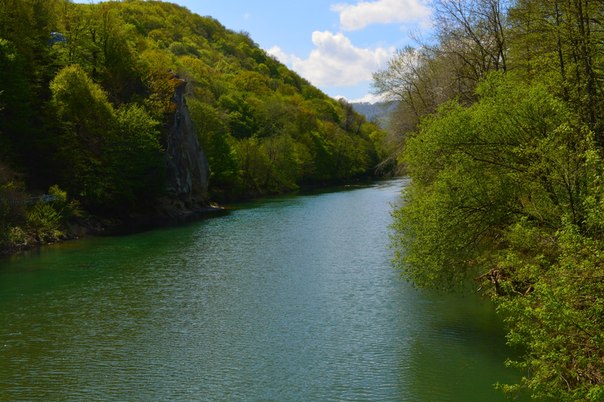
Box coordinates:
[160,78,210,216]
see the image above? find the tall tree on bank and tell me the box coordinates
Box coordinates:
[508,0,604,143]
[373,0,509,158]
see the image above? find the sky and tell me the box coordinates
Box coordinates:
[76,0,434,103]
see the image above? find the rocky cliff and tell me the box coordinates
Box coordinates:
[156,77,212,219]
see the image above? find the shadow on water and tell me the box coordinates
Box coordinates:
[402,291,526,401]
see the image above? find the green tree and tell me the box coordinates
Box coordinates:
[392,73,604,399]
[218,92,258,139]
[50,64,114,204]
[0,38,31,163]
[188,99,242,199]
[508,0,604,143]
[105,103,163,210]
[497,221,604,401]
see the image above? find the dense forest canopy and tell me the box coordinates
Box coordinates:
[376,0,603,400]
[0,0,390,248]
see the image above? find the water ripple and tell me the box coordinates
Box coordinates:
[0,179,521,401]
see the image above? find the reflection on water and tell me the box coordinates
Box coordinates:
[0,179,521,400]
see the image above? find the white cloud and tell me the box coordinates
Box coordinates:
[268,31,394,88]
[340,93,386,104]
[267,46,294,64]
[331,0,431,31]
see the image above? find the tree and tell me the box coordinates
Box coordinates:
[50,64,114,204]
[508,0,604,144]
[497,222,604,401]
[188,98,242,199]
[0,38,31,163]
[379,2,604,397]
[430,0,509,95]
[106,104,163,210]
[392,71,604,399]
[0,0,63,175]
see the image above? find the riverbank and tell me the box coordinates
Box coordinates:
[0,204,227,257]
[1,176,392,258]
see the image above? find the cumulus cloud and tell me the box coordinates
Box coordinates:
[331,0,431,31]
[268,31,394,88]
[345,93,387,104]
[334,93,385,104]
[267,46,293,64]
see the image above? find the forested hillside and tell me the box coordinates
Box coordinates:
[376,0,604,400]
[0,0,388,250]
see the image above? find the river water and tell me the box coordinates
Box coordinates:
[0,179,521,400]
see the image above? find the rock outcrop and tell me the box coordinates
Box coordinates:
[157,77,213,220]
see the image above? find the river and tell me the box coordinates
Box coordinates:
[0,179,521,400]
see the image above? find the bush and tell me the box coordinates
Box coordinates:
[26,203,63,242]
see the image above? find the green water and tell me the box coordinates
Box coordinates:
[0,179,521,400]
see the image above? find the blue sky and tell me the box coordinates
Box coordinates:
[76,0,434,102]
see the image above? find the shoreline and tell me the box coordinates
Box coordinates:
[0,204,227,258]
[1,176,398,258]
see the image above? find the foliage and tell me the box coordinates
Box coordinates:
[26,202,63,242]
[383,0,604,398]
[394,73,604,400]
[23,184,79,243]
[0,163,26,249]
[393,76,578,289]
[50,64,115,206]
[108,103,164,209]
[0,173,76,249]
[0,0,387,218]
[497,222,604,401]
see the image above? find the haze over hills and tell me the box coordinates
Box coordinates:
[351,101,398,127]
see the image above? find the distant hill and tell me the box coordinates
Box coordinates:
[351,101,398,127]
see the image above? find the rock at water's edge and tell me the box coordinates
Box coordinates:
[158,77,211,219]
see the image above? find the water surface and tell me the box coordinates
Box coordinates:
[0,179,520,400]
